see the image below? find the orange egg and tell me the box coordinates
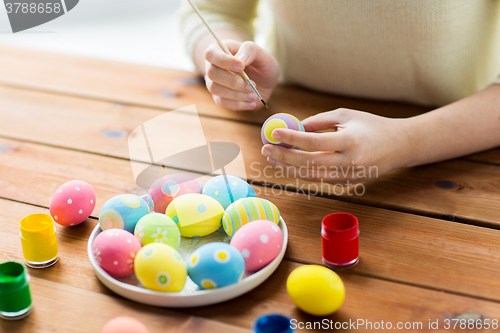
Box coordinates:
[101,316,149,333]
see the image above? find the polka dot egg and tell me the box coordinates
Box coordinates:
[230,220,283,272]
[203,175,256,209]
[261,113,305,149]
[134,243,187,292]
[92,229,142,277]
[222,197,280,237]
[148,173,203,214]
[187,242,245,289]
[99,194,150,233]
[166,193,224,238]
[134,213,180,249]
[49,180,96,227]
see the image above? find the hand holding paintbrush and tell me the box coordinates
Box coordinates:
[187,0,280,110]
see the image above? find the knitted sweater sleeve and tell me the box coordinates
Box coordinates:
[178,0,260,58]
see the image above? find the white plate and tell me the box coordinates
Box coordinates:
[87,217,288,307]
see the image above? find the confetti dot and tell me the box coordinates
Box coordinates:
[215,191,219,195]
[70,223,75,226]
[242,249,250,258]
[197,204,206,213]
[59,190,62,193]
[90,199,94,204]
[272,225,280,232]
[126,239,132,243]
[67,199,72,204]
[79,209,83,214]
[260,234,269,244]
[54,215,58,220]
[232,182,237,186]
[75,187,80,191]
[113,261,118,265]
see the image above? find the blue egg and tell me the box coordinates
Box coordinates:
[99,194,150,233]
[187,242,245,289]
[203,175,256,209]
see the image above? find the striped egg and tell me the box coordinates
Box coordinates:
[261,113,305,149]
[222,197,280,237]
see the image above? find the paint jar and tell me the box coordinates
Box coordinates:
[321,213,359,268]
[20,213,59,268]
[252,314,294,333]
[0,261,33,320]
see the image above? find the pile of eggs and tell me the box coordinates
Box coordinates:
[85,173,284,292]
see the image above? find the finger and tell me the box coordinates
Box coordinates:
[234,41,260,67]
[206,78,257,102]
[261,144,347,168]
[205,40,245,72]
[302,108,353,132]
[213,95,256,111]
[271,128,349,152]
[205,64,250,92]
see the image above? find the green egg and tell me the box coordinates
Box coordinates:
[134,213,181,249]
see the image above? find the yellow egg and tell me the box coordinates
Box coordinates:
[134,243,186,292]
[165,193,224,237]
[286,265,345,316]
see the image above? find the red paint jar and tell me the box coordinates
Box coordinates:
[322,213,359,268]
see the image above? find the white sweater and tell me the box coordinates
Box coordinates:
[179,0,500,106]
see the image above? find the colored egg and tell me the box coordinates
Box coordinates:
[92,229,142,277]
[287,265,345,316]
[261,113,305,149]
[222,197,280,237]
[165,194,224,238]
[203,175,256,209]
[99,194,150,233]
[148,174,203,214]
[101,316,149,333]
[49,180,96,227]
[134,243,187,292]
[134,213,180,249]
[230,220,283,272]
[187,242,245,289]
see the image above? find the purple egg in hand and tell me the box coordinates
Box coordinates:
[261,113,305,149]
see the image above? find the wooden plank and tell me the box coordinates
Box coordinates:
[0,277,249,333]
[0,44,430,125]
[0,87,499,226]
[464,149,500,166]
[2,139,500,302]
[3,197,500,332]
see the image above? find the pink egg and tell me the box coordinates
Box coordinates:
[92,229,142,277]
[230,220,283,272]
[49,180,96,227]
[101,316,149,333]
[148,173,203,214]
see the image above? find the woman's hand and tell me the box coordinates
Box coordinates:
[204,40,280,111]
[261,108,413,185]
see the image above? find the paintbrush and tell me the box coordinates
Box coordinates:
[187,0,269,108]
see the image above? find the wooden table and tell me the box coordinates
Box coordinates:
[0,45,500,333]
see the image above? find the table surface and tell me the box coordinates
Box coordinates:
[0,45,500,333]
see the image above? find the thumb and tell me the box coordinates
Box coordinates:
[302,108,351,132]
[234,41,261,68]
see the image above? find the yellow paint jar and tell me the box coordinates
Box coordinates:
[19,213,59,268]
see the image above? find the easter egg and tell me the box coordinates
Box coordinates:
[165,194,224,238]
[187,242,245,289]
[101,317,149,333]
[49,180,96,227]
[99,194,150,233]
[222,197,280,237]
[92,229,142,277]
[230,220,283,272]
[287,265,345,316]
[203,175,256,209]
[261,113,305,149]
[134,243,187,292]
[148,174,203,214]
[134,213,180,249]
